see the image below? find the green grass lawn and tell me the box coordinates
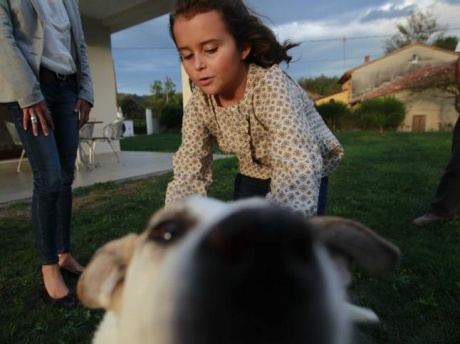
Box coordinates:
[120,132,224,154]
[120,132,182,152]
[1,131,459,343]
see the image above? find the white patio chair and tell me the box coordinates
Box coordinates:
[76,122,96,170]
[4,121,26,173]
[90,119,124,165]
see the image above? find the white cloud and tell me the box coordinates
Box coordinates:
[274,0,459,43]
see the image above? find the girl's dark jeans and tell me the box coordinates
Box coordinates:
[233,173,328,216]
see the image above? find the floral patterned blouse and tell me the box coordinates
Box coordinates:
[165,64,344,217]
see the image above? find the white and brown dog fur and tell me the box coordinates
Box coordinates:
[78,196,400,344]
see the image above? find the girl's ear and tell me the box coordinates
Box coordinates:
[241,44,251,61]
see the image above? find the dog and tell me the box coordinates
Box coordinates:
[78,196,400,344]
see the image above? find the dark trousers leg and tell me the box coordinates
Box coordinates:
[317,177,329,216]
[233,173,270,200]
[429,116,460,217]
[233,173,329,216]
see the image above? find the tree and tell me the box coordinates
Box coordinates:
[150,80,163,99]
[383,10,447,53]
[150,77,176,104]
[149,77,178,116]
[297,75,341,96]
[433,36,459,51]
[164,77,176,104]
[149,80,161,115]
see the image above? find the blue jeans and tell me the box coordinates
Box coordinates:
[9,76,79,265]
[317,177,328,216]
[233,173,329,216]
[233,173,271,200]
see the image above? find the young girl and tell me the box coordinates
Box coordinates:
[165,0,344,218]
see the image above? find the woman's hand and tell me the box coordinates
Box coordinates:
[75,99,92,129]
[22,100,54,136]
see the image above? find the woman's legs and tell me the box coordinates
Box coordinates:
[10,104,64,265]
[48,79,79,256]
[10,103,70,298]
[9,76,81,299]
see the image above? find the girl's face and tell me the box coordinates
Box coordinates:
[173,10,251,107]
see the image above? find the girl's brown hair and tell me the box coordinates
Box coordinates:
[169,0,299,68]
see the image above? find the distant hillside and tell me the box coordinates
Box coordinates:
[117,93,150,105]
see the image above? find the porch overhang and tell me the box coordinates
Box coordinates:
[80,0,172,33]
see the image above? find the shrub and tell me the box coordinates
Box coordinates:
[159,104,184,131]
[119,96,144,119]
[132,118,147,134]
[381,97,406,130]
[316,101,351,131]
[353,96,406,132]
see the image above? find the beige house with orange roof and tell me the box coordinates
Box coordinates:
[316,43,459,131]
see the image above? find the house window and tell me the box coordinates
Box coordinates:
[412,115,426,132]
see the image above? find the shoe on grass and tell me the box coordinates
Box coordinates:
[412,212,449,226]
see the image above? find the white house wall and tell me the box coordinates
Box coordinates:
[82,17,119,154]
[396,88,458,132]
[181,65,192,106]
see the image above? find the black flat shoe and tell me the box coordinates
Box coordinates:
[47,290,77,308]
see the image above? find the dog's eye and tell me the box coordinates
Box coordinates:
[148,220,187,244]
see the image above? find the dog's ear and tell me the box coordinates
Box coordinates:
[307,216,400,275]
[77,234,139,313]
[308,216,400,324]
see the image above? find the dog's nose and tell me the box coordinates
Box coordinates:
[200,206,315,267]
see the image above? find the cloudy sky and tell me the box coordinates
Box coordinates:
[111,0,460,96]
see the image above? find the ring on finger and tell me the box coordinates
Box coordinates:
[30,115,38,124]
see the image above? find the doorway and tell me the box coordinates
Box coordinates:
[412,115,426,132]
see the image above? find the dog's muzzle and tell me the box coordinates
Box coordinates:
[172,207,342,344]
